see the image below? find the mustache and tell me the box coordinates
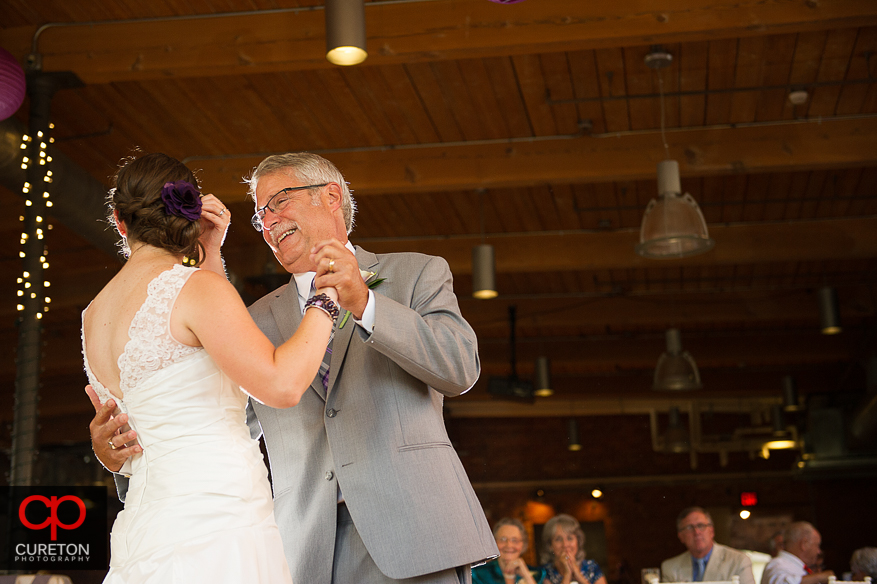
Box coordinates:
[267,221,300,246]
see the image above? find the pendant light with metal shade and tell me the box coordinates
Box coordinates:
[664,406,690,453]
[472,244,497,299]
[534,356,553,397]
[817,286,842,334]
[782,375,802,412]
[472,191,498,299]
[653,328,702,391]
[636,47,714,259]
[636,160,715,259]
[567,418,582,451]
[325,0,368,66]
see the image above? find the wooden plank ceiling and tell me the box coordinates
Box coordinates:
[0,0,876,449]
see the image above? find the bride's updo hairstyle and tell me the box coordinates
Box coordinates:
[111,153,203,262]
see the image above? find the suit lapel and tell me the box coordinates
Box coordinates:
[269,274,328,402]
[703,545,722,581]
[325,247,378,397]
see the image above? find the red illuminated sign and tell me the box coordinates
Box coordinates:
[740,492,757,507]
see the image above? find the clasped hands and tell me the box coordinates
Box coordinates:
[310,239,369,320]
[557,555,586,584]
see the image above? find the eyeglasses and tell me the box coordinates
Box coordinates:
[497,537,522,545]
[250,183,329,232]
[678,523,713,533]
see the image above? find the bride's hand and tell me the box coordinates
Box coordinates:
[197,194,230,256]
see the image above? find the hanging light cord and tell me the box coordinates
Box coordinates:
[479,190,486,245]
[658,69,671,161]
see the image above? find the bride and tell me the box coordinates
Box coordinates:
[81,153,339,583]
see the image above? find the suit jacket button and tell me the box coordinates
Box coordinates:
[325,471,334,481]
[326,408,337,418]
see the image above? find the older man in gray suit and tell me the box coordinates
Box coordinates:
[662,507,755,584]
[89,152,498,583]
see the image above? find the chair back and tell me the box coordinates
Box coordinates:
[829,577,871,584]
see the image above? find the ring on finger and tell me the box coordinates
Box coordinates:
[108,440,117,450]
[219,208,226,216]
[328,259,335,273]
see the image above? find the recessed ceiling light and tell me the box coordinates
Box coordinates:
[788,90,809,105]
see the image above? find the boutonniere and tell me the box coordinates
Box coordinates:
[338,269,386,329]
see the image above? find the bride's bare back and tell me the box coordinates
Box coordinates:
[82,255,195,401]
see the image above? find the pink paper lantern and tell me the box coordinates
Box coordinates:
[0,48,26,121]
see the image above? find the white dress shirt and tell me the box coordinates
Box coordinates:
[761,551,807,584]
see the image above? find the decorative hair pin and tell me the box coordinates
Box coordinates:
[161,181,202,221]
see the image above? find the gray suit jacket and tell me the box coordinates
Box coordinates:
[662,543,755,584]
[246,247,498,582]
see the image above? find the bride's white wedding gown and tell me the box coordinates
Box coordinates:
[82,264,293,583]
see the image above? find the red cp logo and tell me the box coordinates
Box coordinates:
[19,495,86,541]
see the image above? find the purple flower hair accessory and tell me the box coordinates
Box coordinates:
[161,181,202,221]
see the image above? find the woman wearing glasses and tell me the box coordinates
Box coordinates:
[81,153,339,583]
[473,518,544,584]
[540,514,607,584]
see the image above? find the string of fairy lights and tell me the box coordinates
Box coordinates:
[16,125,197,318]
[16,125,54,321]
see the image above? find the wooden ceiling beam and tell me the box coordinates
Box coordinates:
[341,217,877,275]
[207,117,877,199]
[0,218,873,318]
[4,321,858,379]
[474,330,859,373]
[2,0,875,83]
[463,288,875,333]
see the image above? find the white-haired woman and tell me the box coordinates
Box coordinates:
[473,518,544,584]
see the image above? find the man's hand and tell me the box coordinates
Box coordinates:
[86,385,141,473]
[311,239,369,319]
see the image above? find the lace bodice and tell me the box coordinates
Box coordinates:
[82,264,202,405]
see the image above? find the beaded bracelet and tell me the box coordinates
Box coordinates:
[304,292,340,320]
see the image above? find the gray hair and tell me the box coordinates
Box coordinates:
[676,507,713,531]
[783,521,817,546]
[493,517,529,551]
[245,152,357,234]
[851,547,877,579]
[540,514,585,565]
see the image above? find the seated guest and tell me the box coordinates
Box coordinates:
[662,506,755,584]
[539,514,607,584]
[769,532,785,558]
[761,522,834,584]
[850,547,877,581]
[472,518,544,584]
